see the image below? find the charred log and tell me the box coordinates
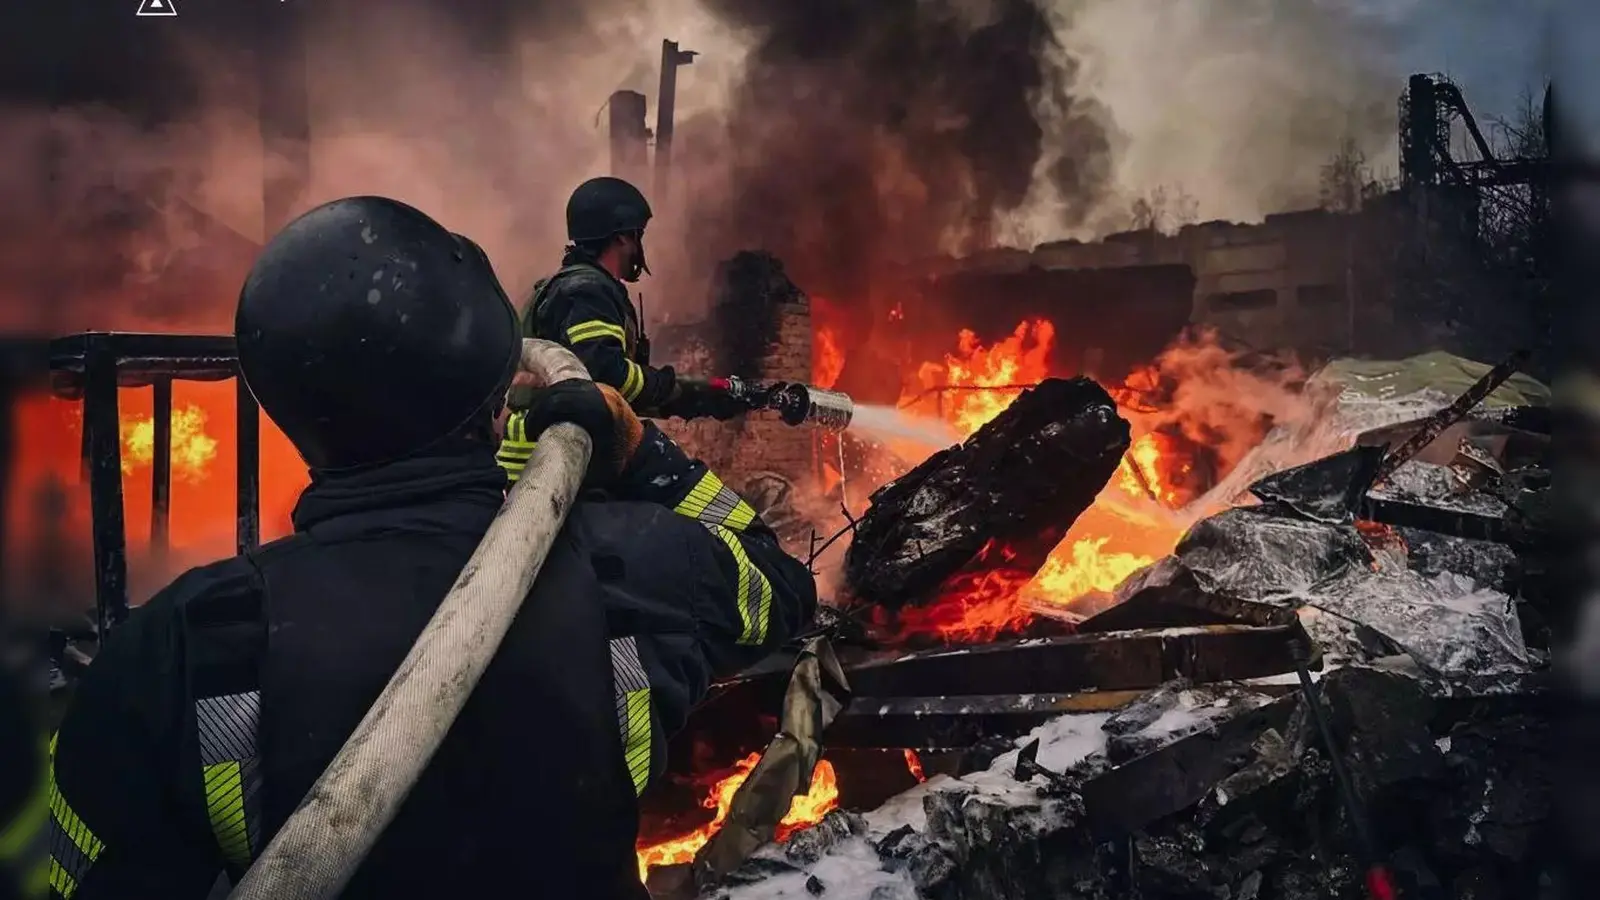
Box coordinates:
[843,377,1129,609]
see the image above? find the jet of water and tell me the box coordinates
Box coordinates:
[846,403,961,449]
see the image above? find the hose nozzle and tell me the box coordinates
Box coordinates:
[709,377,855,431]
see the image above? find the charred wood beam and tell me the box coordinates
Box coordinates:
[236,371,260,552]
[82,336,128,635]
[49,333,238,394]
[845,377,1129,608]
[1358,495,1516,545]
[827,690,1161,750]
[721,625,1306,701]
[49,331,263,627]
[1081,694,1298,841]
[1374,348,1530,482]
[151,377,172,559]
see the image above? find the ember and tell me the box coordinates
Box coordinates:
[903,749,926,783]
[1355,519,1409,570]
[635,753,839,882]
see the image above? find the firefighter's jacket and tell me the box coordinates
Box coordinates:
[42,429,816,899]
[0,669,47,900]
[523,253,676,412]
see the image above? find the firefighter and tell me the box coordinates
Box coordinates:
[524,176,743,421]
[43,196,816,899]
[0,666,47,900]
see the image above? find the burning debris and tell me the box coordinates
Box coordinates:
[661,340,1555,900]
[843,377,1130,624]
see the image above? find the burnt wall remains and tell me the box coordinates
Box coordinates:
[656,253,818,549]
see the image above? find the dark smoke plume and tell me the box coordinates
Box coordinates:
[681,0,1113,306]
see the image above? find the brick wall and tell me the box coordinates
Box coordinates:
[656,288,818,545]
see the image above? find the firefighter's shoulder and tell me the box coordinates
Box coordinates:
[547,264,627,306]
[66,552,264,720]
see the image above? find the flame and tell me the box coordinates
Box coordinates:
[814,325,845,390]
[4,381,309,612]
[910,320,1055,437]
[121,404,219,483]
[904,749,926,783]
[891,320,1196,640]
[635,753,839,882]
[1355,519,1407,570]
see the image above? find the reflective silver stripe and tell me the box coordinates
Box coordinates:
[609,637,653,795]
[195,691,263,868]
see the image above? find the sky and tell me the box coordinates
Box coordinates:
[1346,0,1548,120]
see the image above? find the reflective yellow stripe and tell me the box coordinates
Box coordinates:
[195,691,261,869]
[567,320,625,344]
[44,735,101,899]
[620,361,645,402]
[609,638,654,796]
[705,523,773,646]
[671,471,757,532]
[202,762,250,866]
[622,691,651,796]
[46,858,75,899]
[498,412,537,483]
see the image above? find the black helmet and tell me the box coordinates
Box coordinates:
[235,196,520,471]
[566,176,652,243]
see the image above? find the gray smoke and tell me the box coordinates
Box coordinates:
[0,0,1546,337]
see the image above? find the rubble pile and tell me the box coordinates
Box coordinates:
[684,358,1555,900]
[705,668,1549,900]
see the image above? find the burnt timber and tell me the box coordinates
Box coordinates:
[48,332,260,635]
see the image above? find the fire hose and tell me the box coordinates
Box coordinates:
[226,340,594,900]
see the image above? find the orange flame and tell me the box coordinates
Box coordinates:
[4,382,309,608]
[892,320,1193,640]
[635,754,839,882]
[814,325,845,390]
[903,749,926,783]
[121,404,219,484]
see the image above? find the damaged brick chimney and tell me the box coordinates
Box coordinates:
[658,253,816,543]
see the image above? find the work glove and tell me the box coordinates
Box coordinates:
[506,381,644,487]
[666,377,747,422]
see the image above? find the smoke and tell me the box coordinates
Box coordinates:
[0,0,752,335]
[1120,329,1313,482]
[0,0,1525,338]
[680,0,1114,305]
[1000,0,1403,242]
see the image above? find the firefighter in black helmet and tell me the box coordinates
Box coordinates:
[522,176,742,420]
[42,197,816,899]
